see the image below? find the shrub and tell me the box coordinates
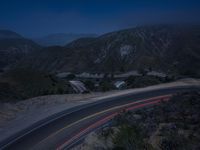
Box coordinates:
[126,76,162,88]
[66,73,76,80]
[84,80,95,91]
[99,80,114,92]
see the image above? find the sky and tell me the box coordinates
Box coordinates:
[0,0,200,37]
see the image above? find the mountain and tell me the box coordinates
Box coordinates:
[17,25,200,77]
[0,30,41,71]
[33,33,97,46]
[0,30,22,39]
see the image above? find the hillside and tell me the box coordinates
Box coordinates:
[0,68,72,102]
[0,30,41,71]
[17,25,200,77]
[77,91,200,150]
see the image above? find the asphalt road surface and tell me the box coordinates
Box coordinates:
[0,86,199,150]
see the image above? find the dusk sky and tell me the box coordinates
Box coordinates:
[0,0,200,37]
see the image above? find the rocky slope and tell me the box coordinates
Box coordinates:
[0,30,41,71]
[76,91,200,150]
[17,25,200,76]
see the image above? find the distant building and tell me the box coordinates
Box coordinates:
[115,71,141,78]
[56,72,72,78]
[147,71,166,78]
[76,72,104,79]
[114,81,126,89]
[69,80,89,93]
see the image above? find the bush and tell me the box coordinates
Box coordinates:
[0,68,72,101]
[84,80,95,91]
[99,80,114,92]
[125,75,162,88]
[125,75,136,87]
[66,73,76,80]
[94,92,200,150]
[113,124,153,150]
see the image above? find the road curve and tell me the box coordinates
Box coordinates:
[0,86,199,150]
[56,95,171,150]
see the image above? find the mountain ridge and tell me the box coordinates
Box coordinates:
[0,30,23,39]
[0,30,41,71]
[7,25,200,77]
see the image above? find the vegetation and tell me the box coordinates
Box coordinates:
[0,68,72,102]
[87,91,200,150]
[65,73,76,80]
[8,25,200,76]
[83,80,95,91]
[125,75,165,88]
[99,80,114,92]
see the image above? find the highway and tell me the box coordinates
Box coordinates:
[0,86,199,150]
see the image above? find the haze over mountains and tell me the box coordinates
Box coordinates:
[33,33,97,46]
[0,31,96,71]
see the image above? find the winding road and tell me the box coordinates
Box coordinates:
[0,86,199,150]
